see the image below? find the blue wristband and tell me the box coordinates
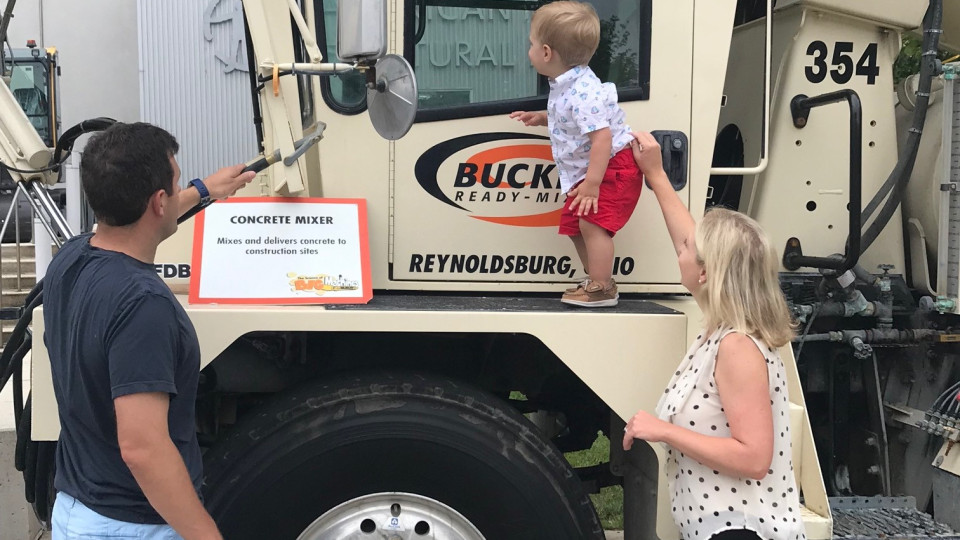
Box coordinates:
[189,178,211,206]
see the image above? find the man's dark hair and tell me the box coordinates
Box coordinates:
[80,122,180,227]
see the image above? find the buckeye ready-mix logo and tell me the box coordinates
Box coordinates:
[415,132,564,227]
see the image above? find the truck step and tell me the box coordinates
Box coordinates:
[830,497,959,539]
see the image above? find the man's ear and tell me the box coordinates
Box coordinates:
[149,189,167,218]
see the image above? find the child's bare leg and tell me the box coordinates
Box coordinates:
[569,234,589,276]
[579,220,613,287]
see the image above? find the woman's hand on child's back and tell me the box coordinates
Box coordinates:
[509,111,548,127]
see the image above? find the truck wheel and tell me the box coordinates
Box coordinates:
[202,373,603,540]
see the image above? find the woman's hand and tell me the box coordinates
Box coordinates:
[630,132,669,189]
[629,131,695,257]
[622,410,669,450]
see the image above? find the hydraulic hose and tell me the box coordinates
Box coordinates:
[931,379,960,412]
[0,289,42,390]
[859,0,943,253]
[8,337,29,430]
[22,277,42,310]
[51,118,116,167]
[14,393,30,471]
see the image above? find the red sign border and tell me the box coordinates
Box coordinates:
[189,197,373,305]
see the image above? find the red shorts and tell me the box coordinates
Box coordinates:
[559,147,644,237]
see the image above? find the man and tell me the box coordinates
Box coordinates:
[44,122,255,539]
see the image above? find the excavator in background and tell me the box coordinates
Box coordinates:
[0,0,59,242]
[1,1,960,539]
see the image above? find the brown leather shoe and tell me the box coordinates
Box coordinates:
[565,278,616,294]
[561,280,618,307]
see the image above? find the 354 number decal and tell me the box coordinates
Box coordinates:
[805,41,879,85]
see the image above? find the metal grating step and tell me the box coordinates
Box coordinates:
[831,497,959,539]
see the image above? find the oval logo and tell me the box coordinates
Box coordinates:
[414,132,564,227]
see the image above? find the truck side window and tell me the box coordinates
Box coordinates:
[314,0,650,118]
[315,0,368,113]
[406,0,650,122]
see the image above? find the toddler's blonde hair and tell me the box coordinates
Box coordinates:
[531,1,600,67]
[695,208,795,348]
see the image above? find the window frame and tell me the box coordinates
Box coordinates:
[315,0,368,115]
[312,0,652,120]
[404,0,651,123]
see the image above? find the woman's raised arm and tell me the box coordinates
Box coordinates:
[631,133,696,257]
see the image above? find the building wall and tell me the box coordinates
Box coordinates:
[7,0,140,130]
[5,0,256,180]
[137,0,258,180]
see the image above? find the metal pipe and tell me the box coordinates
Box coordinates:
[711,0,771,176]
[17,183,60,249]
[263,62,354,74]
[0,0,18,70]
[869,352,891,496]
[29,181,72,240]
[14,187,20,289]
[285,0,323,63]
[796,328,940,344]
[937,63,959,307]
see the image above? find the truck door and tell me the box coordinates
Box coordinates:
[390,0,692,287]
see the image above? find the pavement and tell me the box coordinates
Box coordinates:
[1,352,41,539]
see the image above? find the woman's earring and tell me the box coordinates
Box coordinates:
[698,277,705,284]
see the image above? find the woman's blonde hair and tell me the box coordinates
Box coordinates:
[695,208,795,348]
[531,1,600,66]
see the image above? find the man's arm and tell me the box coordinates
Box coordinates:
[178,164,257,218]
[115,392,222,540]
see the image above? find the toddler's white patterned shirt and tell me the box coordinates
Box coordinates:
[547,65,634,194]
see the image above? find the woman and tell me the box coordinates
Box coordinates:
[623,132,805,540]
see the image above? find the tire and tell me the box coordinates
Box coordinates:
[202,373,603,540]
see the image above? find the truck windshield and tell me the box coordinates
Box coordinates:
[4,58,52,146]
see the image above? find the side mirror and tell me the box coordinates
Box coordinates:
[338,0,387,62]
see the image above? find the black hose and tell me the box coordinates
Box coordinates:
[243,5,265,154]
[14,393,31,471]
[33,441,54,519]
[11,338,26,431]
[23,277,43,309]
[51,118,116,167]
[0,288,42,388]
[859,0,943,252]
[0,319,35,391]
[22,415,37,502]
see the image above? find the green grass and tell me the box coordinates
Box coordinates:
[565,433,625,530]
[508,393,624,530]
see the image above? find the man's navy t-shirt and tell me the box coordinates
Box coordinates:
[43,234,202,524]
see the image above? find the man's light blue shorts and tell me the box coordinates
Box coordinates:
[51,492,183,539]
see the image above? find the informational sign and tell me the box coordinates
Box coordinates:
[189,198,371,304]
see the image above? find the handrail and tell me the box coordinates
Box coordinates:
[782,89,862,272]
[710,0,772,176]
